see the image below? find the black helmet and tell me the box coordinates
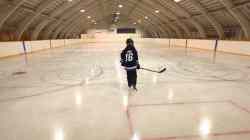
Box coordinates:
[126,38,134,45]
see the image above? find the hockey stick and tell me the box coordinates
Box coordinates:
[140,67,166,73]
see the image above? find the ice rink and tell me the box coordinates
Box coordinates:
[1,41,250,140]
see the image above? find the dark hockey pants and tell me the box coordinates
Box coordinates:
[126,70,137,88]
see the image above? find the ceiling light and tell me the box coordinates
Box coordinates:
[174,0,182,2]
[80,9,85,13]
[133,22,137,25]
[87,16,91,19]
[68,0,73,2]
[145,16,148,19]
[155,10,160,13]
[118,4,123,8]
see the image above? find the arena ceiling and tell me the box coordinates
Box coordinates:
[0,0,250,40]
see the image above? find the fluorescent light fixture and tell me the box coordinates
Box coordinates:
[80,9,85,13]
[174,0,182,2]
[155,10,160,13]
[118,4,123,8]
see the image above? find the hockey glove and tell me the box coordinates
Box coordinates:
[137,64,141,69]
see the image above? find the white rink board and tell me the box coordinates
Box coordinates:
[149,39,170,47]
[65,39,82,46]
[81,35,142,43]
[218,40,250,55]
[51,40,65,48]
[79,38,141,44]
[188,39,216,51]
[171,39,187,47]
[0,41,23,57]
[1,38,250,58]
[26,40,50,52]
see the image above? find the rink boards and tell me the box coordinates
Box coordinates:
[0,38,250,58]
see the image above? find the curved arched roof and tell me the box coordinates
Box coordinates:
[0,0,249,41]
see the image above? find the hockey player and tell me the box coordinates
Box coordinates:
[120,38,140,91]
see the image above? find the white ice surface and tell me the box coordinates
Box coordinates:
[0,42,250,140]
